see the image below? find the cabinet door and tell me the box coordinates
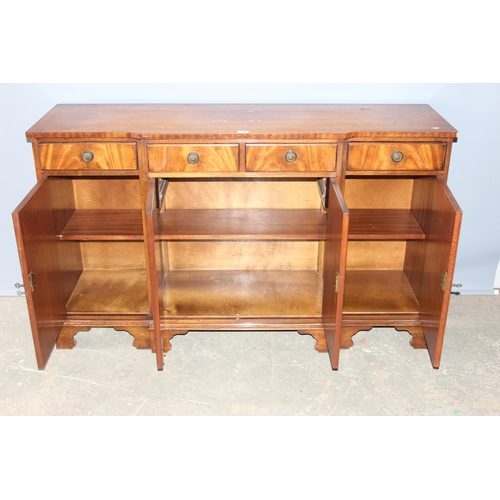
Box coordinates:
[322,178,350,369]
[145,179,164,370]
[12,177,76,369]
[413,176,462,367]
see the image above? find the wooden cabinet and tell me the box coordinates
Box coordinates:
[13,104,462,371]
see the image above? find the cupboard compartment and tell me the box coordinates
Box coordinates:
[12,176,151,368]
[341,175,462,367]
[146,176,349,369]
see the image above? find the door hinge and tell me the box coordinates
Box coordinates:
[335,272,340,293]
[317,178,328,210]
[28,271,36,293]
[440,270,447,291]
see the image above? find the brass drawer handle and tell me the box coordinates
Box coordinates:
[187,151,200,164]
[81,150,94,162]
[284,150,297,163]
[391,150,404,163]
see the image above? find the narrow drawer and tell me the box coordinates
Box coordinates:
[148,144,239,173]
[246,144,337,172]
[39,142,137,171]
[347,142,446,171]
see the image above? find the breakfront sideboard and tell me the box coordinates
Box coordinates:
[12,104,462,371]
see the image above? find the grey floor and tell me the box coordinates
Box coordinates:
[1,294,499,416]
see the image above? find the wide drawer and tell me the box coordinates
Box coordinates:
[246,144,337,172]
[148,144,239,172]
[347,142,446,171]
[39,142,137,171]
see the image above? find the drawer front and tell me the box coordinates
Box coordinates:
[148,144,239,173]
[347,142,446,171]
[39,142,137,171]
[246,144,337,172]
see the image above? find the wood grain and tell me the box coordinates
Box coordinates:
[344,178,413,209]
[59,209,143,240]
[80,242,146,270]
[73,178,142,209]
[66,269,149,314]
[148,144,239,172]
[343,270,420,315]
[346,241,407,270]
[347,142,446,171]
[159,270,323,318]
[164,180,321,209]
[146,179,164,368]
[246,144,337,172]
[348,209,424,240]
[322,178,349,369]
[26,104,458,140]
[156,209,327,240]
[39,142,137,170]
[12,177,80,368]
[167,241,320,271]
[412,176,462,367]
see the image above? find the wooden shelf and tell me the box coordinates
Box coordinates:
[156,209,327,240]
[343,270,419,315]
[66,269,149,314]
[348,209,424,240]
[159,270,323,318]
[59,209,143,240]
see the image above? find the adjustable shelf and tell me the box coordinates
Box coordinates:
[156,209,327,240]
[58,209,143,240]
[348,209,424,240]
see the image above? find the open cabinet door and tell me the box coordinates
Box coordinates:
[12,176,76,369]
[415,176,462,368]
[145,179,164,370]
[322,178,349,370]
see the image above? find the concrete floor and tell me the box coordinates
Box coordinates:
[1,294,499,416]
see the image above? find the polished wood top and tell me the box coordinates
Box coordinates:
[26,104,458,140]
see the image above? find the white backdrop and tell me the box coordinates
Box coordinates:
[1,83,499,294]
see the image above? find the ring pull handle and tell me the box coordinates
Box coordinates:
[284,150,297,163]
[81,150,94,163]
[391,150,404,163]
[187,152,200,164]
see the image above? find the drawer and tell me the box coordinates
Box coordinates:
[39,142,137,171]
[246,144,337,172]
[347,142,446,171]
[148,144,239,173]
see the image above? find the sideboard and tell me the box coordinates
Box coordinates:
[12,104,462,371]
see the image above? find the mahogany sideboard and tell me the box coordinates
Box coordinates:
[12,104,462,371]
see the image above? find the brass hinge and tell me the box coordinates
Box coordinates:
[28,271,36,293]
[441,270,447,291]
[335,272,340,293]
[316,178,328,210]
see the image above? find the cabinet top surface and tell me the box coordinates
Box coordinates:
[26,104,458,140]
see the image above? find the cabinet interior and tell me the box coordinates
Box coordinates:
[342,176,436,316]
[53,177,148,315]
[153,178,328,319]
